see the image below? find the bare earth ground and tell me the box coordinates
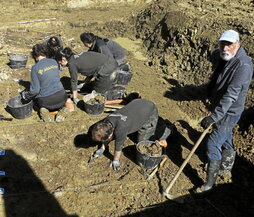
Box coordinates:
[0,0,254,217]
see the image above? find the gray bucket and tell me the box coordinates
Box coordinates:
[7,95,33,119]
[136,140,164,170]
[9,55,28,69]
[116,63,132,85]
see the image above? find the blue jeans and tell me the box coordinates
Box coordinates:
[207,114,241,161]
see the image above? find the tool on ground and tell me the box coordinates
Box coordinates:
[163,126,212,201]
[147,156,167,180]
[0,115,13,121]
[104,104,124,109]
[105,99,125,105]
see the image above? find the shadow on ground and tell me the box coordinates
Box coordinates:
[121,155,254,217]
[1,149,78,217]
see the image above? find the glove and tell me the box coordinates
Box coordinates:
[93,147,105,158]
[88,147,105,163]
[73,98,80,105]
[201,116,215,129]
[20,90,28,100]
[110,160,121,171]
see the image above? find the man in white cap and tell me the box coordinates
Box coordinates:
[196,30,253,194]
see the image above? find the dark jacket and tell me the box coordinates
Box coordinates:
[105,99,157,151]
[68,51,118,91]
[208,47,253,122]
[89,37,125,61]
[43,36,63,59]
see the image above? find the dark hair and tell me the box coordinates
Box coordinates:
[91,120,114,142]
[47,36,61,48]
[31,44,47,60]
[80,32,96,43]
[55,47,74,61]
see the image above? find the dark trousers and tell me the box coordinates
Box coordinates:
[35,90,67,111]
[207,114,241,161]
[93,70,117,94]
[137,106,158,142]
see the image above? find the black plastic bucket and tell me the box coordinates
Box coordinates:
[116,63,132,85]
[83,91,105,115]
[105,86,126,100]
[8,55,28,69]
[136,140,164,170]
[7,95,33,119]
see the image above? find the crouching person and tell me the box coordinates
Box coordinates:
[56,47,118,104]
[20,44,69,122]
[90,99,171,171]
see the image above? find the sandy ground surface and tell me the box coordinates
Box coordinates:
[0,0,253,217]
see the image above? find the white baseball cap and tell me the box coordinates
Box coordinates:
[219,30,240,42]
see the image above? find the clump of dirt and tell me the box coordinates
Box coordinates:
[86,94,105,104]
[138,143,163,157]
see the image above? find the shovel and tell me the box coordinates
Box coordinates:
[163,126,212,201]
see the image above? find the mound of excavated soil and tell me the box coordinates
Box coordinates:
[0,1,253,217]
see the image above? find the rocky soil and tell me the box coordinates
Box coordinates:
[0,0,253,217]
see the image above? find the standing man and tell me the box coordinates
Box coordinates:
[90,99,170,171]
[196,30,253,194]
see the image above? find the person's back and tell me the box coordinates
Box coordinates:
[80,32,126,65]
[105,39,125,63]
[106,99,157,148]
[31,58,64,98]
[108,99,156,134]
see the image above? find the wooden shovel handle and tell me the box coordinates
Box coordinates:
[164,126,212,194]
[147,157,167,180]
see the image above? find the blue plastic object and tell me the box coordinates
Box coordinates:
[0,171,5,176]
[0,150,5,156]
[0,188,4,195]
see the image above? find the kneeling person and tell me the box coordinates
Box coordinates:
[90,99,169,171]
[21,44,68,122]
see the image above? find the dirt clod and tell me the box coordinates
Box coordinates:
[138,143,162,157]
[86,95,105,104]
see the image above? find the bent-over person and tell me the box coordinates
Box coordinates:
[90,99,170,171]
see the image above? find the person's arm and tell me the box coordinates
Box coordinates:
[110,134,126,170]
[113,150,121,161]
[24,66,40,100]
[68,63,79,100]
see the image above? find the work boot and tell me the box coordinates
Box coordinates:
[55,107,70,122]
[195,160,221,194]
[39,107,52,122]
[219,148,236,174]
